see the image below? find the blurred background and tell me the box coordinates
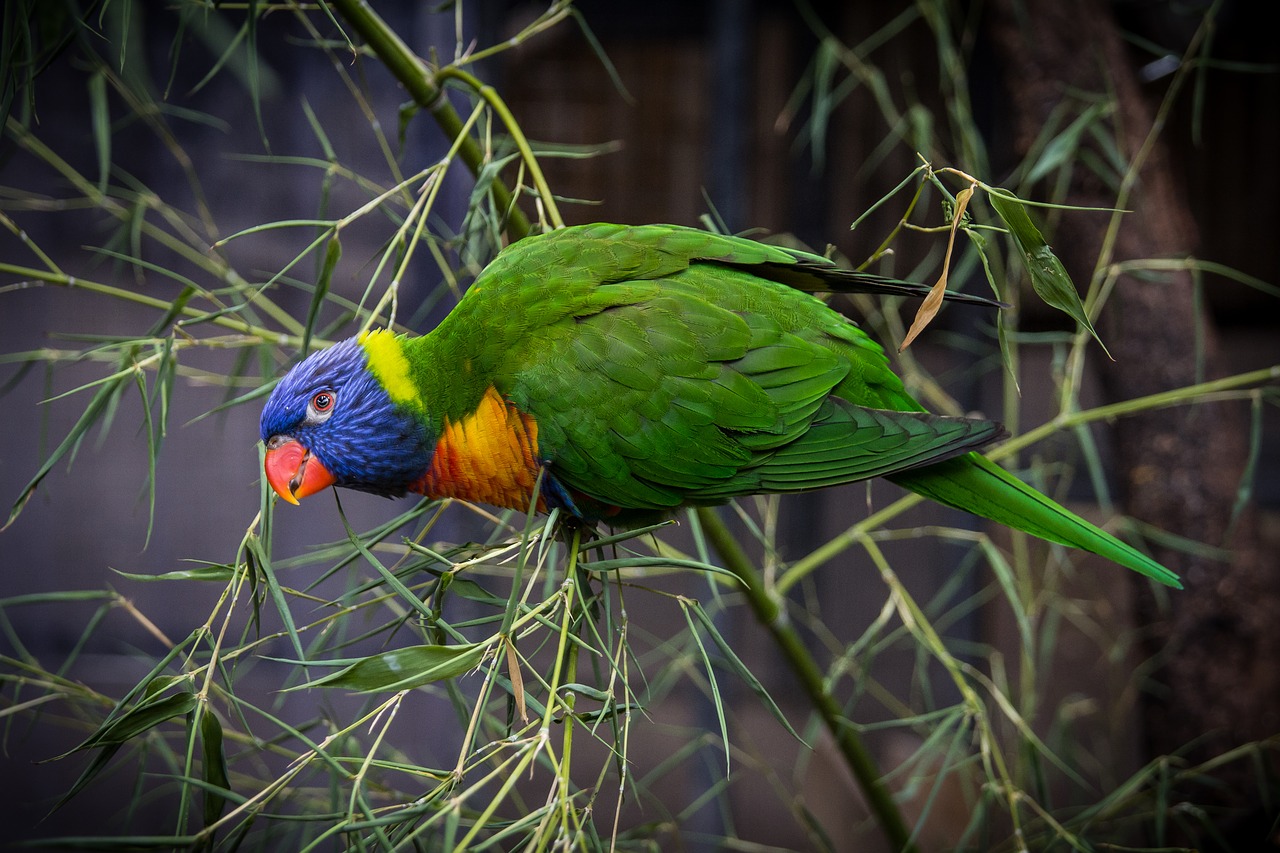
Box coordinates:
[1,1,1277,849]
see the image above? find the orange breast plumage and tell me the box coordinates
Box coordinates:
[413,386,544,512]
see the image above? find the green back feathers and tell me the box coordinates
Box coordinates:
[482,243,978,512]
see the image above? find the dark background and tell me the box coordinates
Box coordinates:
[1,1,1276,848]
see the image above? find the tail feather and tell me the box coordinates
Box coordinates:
[888,452,1181,588]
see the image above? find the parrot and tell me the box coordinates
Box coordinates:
[259,223,1179,588]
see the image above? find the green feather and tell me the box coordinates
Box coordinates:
[889,455,1180,587]
[695,401,1006,497]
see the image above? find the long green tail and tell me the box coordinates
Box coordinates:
[888,452,1181,588]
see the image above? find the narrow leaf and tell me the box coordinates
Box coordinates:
[1227,391,1264,537]
[113,563,239,582]
[303,231,340,355]
[687,602,804,744]
[965,226,1021,393]
[6,374,126,530]
[444,577,506,606]
[901,185,974,351]
[132,370,157,548]
[988,188,1111,356]
[245,533,304,659]
[88,70,110,194]
[681,602,730,777]
[48,744,122,815]
[298,643,487,693]
[199,709,231,826]
[504,638,528,723]
[72,692,199,753]
[578,556,738,579]
[1026,102,1108,184]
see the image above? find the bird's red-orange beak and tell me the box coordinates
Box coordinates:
[264,438,336,505]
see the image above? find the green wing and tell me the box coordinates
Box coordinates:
[498,258,997,511]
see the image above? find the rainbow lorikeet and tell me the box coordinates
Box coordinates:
[260,223,1179,588]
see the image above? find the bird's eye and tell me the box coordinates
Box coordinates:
[307,390,336,423]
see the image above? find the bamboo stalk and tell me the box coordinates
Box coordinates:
[326,0,534,241]
[696,507,919,853]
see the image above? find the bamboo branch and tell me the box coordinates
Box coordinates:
[695,507,919,853]
[327,0,534,241]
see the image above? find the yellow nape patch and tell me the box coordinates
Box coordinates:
[414,387,544,512]
[359,329,417,408]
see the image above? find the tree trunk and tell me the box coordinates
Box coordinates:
[986,0,1279,843]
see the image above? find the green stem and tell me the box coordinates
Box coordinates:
[435,66,564,229]
[0,262,306,344]
[694,507,919,853]
[327,0,534,241]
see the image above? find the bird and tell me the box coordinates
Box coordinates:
[259,222,1179,588]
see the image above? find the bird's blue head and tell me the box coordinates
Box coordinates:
[259,337,432,503]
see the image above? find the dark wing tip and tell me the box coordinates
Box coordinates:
[744,259,1008,309]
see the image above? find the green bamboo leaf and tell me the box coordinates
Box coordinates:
[113,564,239,582]
[245,533,304,659]
[1026,102,1108,184]
[214,219,337,246]
[141,675,187,701]
[578,556,738,579]
[0,590,117,606]
[297,643,488,693]
[128,196,145,266]
[242,526,264,631]
[686,601,804,744]
[303,232,340,356]
[987,188,1111,357]
[199,709,231,826]
[245,0,269,151]
[574,520,676,552]
[333,494,438,622]
[557,683,615,704]
[187,380,276,424]
[48,744,123,816]
[469,152,522,213]
[52,600,112,680]
[5,373,127,530]
[297,97,336,162]
[72,692,199,753]
[575,704,641,725]
[1227,391,1265,537]
[980,540,1032,652]
[809,37,840,172]
[132,370,157,547]
[1074,419,1115,515]
[397,99,419,151]
[88,70,110,195]
[681,601,730,776]
[963,226,1021,393]
[445,577,506,606]
[154,336,175,441]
